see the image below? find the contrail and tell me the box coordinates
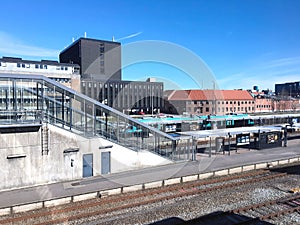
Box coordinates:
[115,32,142,41]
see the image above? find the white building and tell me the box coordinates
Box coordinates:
[0,56,81,91]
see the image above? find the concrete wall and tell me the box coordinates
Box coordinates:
[0,124,172,190]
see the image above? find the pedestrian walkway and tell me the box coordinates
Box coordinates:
[0,139,299,209]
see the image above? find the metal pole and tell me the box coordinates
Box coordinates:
[258,129,261,150]
[284,125,288,147]
[209,136,212,157]
[228,132,231,155]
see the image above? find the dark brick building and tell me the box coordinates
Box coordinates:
[60,38,163,114]
[275,81,300,98]
[60,38,121,81]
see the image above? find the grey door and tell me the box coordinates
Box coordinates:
[83,154,93,177]
[101,152,111,174]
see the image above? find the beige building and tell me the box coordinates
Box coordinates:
[254,93,300,113]
[164,89,255,115]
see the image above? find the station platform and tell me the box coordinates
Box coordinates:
[0,138,299,210]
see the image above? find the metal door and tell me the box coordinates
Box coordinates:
[83,154,93,177]
[101,152,111,174]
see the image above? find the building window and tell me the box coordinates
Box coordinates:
[100,43,105,53]
[17,63,21,67]
[35,64,39,69]
[22,64,25,68]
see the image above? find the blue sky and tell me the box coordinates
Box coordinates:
[0,0,300,91]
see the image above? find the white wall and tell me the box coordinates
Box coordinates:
[0,124,172,190]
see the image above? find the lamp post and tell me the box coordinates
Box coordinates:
[228,132,231,155]
[284,125,288,147]
[209,136,212,158]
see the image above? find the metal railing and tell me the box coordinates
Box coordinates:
[0,74,194,161]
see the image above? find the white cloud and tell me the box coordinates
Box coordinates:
[219,71,300,91]
[218,56,300,90]
[262,57,300,69]
[115,32,143,42]
[0,31,59,59]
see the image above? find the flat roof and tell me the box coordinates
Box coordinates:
[0,123,41,133]
[138,116,203,125]
[0,56,80,67]
[138,113,300,126]
[60,37,121,55]
[178,125,282,139]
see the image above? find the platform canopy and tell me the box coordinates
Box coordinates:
[178,125,282,139]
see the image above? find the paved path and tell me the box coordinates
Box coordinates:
[0,139,299,208]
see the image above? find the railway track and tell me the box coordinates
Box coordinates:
[229,194,300,224]
[0,169,291,225]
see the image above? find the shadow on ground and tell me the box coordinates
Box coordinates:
[148,211,274,225]
[270,163,300,176]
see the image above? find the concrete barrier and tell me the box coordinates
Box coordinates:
[199,172,213,179]
[242,165,255,172]
[123,184,143,193]
[144,181,163,189]
[0,207,11,216]
[1,156,300,215]
[73,192,98,202]
[255,163,268,169]
[214,169,229,176]
[182,175,198,183]
[269,161,279,167]
[229,167,242,174]
[289,158,299,163]
[279,159,289,165]
[164,178,181,186]
[13,202,43,213]
[99,188,122,197]
[44,197,72,207]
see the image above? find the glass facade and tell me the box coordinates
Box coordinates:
[0,74,193,161]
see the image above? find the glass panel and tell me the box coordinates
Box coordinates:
[0,75,182,161]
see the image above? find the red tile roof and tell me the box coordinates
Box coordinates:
[165,90,254,101]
